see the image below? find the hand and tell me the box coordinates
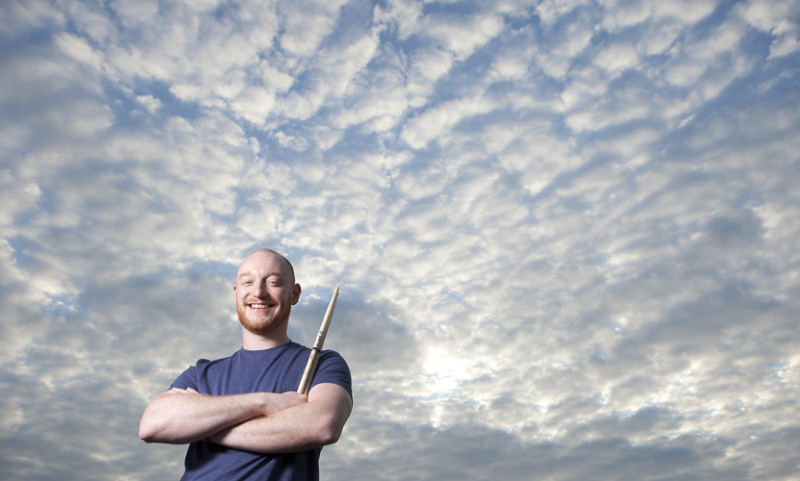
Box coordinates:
[163,387,202,397]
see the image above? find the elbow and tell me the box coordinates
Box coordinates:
[139,427,154,443]
[317,427,341,446]
[139,417,188,444]
[139,417,161,443]
[307,430,339,447]
[302,385,352,448]
[139,410,177,444]
[311,417,345,446]
[139,394,182,444]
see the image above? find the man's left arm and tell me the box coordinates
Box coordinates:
[209,382,352,453]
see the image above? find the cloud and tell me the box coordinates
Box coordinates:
[736,0,800,58]
[1,1,799,480]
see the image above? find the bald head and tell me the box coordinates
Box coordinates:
[234,249,301,346]
[237,249,295,285]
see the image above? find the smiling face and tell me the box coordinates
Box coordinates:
[234,249,301,343]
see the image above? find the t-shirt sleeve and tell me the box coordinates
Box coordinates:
[169,361,202,390]
[312,350,352,398]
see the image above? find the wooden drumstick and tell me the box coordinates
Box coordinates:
[297,287,340,395]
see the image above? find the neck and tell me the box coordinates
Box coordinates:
[241,328,291,351]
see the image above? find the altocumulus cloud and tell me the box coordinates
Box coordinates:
[1,0,799,480]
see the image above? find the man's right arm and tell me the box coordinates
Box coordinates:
[138,388,306,444]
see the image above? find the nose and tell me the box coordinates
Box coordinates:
[256,281,270,298]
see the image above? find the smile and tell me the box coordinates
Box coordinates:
[248,303,273,309]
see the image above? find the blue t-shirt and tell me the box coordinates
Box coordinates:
[170,342,352,481]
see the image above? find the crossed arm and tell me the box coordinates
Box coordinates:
[139,383,352,453]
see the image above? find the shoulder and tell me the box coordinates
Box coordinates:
[170,352,236,385]
[313,350,352,396]
[319,349,348,365]
[196,352,236,369]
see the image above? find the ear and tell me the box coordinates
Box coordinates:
[291,283,302,305]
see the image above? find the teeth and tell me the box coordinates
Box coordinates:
[249,303,268,308]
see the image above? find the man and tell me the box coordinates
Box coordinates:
[139,249,353,480]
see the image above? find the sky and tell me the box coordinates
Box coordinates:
[1,0,799,480]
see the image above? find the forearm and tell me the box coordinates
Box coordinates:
[211,402,338,452]
[139,389,304,444]
[211,383,352,453]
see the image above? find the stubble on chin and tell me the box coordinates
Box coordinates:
[236,303,289,335]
